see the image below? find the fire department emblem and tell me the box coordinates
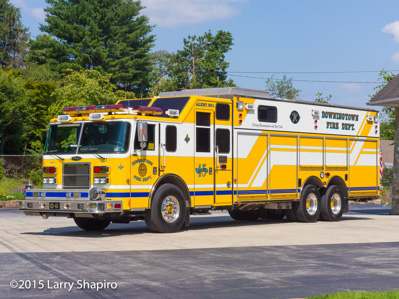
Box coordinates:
[138,163,147,177]
[290,111,300,124]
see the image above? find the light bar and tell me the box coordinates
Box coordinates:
[58,115,72,122]
[131,105,163,116]
[63,104,128,116]
[165,109,179,117]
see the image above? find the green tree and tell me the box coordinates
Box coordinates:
[149,31,235,95]
[314,92,332,103]
[174,30,235,89]
[370,70,397,140]
[0,65,60,155]
[0,68,27,154]
[28,0,154,96]
[265,75,301,100]
[50,69,118,117]
[0,0,29,69]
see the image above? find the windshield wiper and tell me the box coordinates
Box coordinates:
[93,153,105,160]
[53,154,64,161]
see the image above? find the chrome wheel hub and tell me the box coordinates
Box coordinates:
[330,193,342,215]
[306,193,318,216]
[161,196,180,223]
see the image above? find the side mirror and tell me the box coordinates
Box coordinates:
[137,121,148,148]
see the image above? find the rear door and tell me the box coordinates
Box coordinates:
[214,103,233,205]
[194,107,214,206]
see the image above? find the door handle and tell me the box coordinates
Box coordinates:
[160,143,166,171]
[215,145,219,169]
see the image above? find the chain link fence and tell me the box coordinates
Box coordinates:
[0,155,42,184]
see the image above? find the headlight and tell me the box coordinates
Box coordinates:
[94,177,109,184]
[89,187,105,200]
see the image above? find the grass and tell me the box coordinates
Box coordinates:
[0,177,26,201]
[309,290,399,299]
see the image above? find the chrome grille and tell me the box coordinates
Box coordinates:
[63,163,90,189]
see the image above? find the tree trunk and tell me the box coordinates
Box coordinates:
[392,109,399,214]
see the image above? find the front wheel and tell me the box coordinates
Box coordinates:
[320,185,344,221]
[145,183,187,233]
[74,218,110,231]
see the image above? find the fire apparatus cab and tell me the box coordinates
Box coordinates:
[20,88,380,233]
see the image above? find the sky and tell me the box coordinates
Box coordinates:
[10,0,399,110]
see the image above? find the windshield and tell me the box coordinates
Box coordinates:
[79,122,130,154]
[44,123,82,154]
[44,122,131,155]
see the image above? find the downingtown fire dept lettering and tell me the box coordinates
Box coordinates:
[322,111,359,131]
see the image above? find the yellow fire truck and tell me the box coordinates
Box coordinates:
[20,88,380,233]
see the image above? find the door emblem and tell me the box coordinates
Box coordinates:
[195,164,208,177]
[290,111,300,124]
[185,134,190,144]
[138,163,147,177]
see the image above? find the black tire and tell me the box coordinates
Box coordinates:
[294,185,321,222]
[228,209,259,221]
[259,209,285,220]
[320,185,344,221]
[144,183,187,233]
[74,218,110,231]
[285,203,298,222]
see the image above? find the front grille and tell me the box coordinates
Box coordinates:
[63,163,90,189]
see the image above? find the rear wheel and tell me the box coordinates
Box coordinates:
[320,185,344,221]
[74,218,110,231]
[294,185,321,222]
[145,183,187,233]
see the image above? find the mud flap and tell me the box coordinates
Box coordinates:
[184,208,190,226]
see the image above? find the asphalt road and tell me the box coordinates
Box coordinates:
[1,204,399,299]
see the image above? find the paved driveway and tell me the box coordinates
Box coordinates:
[1,204,398,298]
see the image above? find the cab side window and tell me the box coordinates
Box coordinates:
[196,112,210,153]
[134,124,155,150]
[165,125,177,152]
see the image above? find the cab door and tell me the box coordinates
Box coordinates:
[214,103,233,205]
[130,121,160,209]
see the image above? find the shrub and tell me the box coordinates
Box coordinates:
[0,159,5,180]
[381,166,393,188]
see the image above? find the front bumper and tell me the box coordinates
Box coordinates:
[20,189,123,217]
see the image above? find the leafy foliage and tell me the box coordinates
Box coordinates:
[265,75,301,100]
[150,30,235,95]
[29,0,155,95]
[370,70,397,140]
[0,0,29,69]
[50,69,118,116]
[314,92,332,103]
[0,159,5,180]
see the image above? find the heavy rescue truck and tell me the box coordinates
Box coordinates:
[20,88,380,233]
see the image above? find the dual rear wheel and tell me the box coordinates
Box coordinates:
[287,184,344,222]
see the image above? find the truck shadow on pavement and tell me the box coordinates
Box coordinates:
[21,214,372,237]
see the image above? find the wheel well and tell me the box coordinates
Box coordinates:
[327,176,348,199]
[149,174,191,208]
[302,176,324,190]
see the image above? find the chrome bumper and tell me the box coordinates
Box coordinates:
[19,189,123,216]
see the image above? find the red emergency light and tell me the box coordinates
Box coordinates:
[132,105,163,116]
[63,104,128,116]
